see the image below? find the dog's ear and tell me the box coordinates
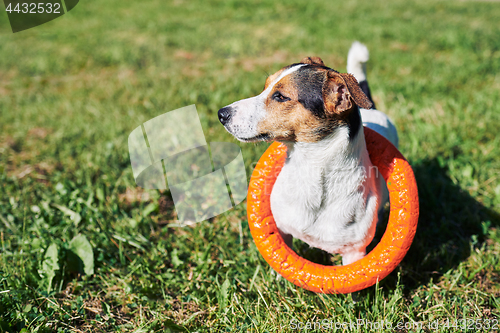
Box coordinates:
[300,56,325,66]
[323,71,373,114]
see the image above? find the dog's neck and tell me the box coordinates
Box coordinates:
[282,108,370,175]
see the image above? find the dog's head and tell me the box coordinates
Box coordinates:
[218,57,373,143]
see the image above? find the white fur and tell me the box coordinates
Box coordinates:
[271,124,380,265]
[347,41,369,82]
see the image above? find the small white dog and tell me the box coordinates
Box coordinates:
[218,42,398,265]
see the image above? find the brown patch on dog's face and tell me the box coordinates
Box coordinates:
[257,65,361,143]
[259,73,317,142]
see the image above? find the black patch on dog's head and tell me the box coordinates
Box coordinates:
[289,64,363,141]
[293,66,326,118]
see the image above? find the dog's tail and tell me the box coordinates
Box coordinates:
[347,41,375,108]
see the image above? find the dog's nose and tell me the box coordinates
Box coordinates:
[218,107,232,125]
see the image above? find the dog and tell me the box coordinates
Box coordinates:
[218,42,398,265]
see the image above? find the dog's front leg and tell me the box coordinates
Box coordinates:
[341,248,366,266]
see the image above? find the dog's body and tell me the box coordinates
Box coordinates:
[218,42,398,265]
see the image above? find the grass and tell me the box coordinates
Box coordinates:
[1,0,500,331]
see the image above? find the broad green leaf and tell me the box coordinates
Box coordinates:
[69,234,94,275]
[39,243,59,293]
[23,304,32,313]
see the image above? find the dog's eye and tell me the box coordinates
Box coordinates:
[272,91,290,102]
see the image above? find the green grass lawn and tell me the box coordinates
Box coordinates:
[1,0,500,331]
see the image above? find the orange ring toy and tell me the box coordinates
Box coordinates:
[247,127,419,294]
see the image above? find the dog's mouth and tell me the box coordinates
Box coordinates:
[238,133,272,142]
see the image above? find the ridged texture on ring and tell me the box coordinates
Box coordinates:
[247,127,419,294]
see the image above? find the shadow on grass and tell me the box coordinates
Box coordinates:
[395,157,500,290]
[294,157,500,292]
